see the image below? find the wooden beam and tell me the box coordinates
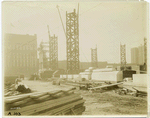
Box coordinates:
[89,82,123,90]
[12,98,32,107]
[30,92,48,99]
[34,95,51,102]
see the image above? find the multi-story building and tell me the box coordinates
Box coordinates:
[131,45,145,65]
[131,47,139,64]
[4,33,38,77]
[138,45,144,65]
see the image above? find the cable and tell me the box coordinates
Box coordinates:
[81,48,89,62]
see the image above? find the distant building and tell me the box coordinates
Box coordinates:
[131,47,139,64]
[131,45,145,65]
[4,33,38,77]
[138,45,144,65]
[38,42,49,71]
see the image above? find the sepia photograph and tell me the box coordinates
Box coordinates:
[2,0,149,116]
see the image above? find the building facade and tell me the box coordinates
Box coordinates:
[4,33,38,77]
[138,45,144,65]
[131,45,145,65]
[131,47,139,64]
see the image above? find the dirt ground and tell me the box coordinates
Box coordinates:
[22,80,147,116]
[79,90,147,115]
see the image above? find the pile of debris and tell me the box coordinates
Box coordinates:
[114,75,147,97]
[5,78,31,97]
[114,87,147,97]
[5,87,85,116]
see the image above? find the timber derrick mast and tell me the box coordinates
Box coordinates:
[66,9,79,74]
[120,44,126,69]
[48,25,58,71]
[91,47,98,68]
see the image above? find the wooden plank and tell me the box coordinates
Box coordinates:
[47,90,62,95]
[30,92,48,99]
[62,87,76,93]
[73,106,85,115]
[52,103,84,115]
[51,92,65,98]
[5,95,30,104]
[132,87,147,93]
[6,93,81,114]
[34,95,51,101]
[5,91,50,104]
[77,81,104,84]
[62,106,85,115]
[123,86,136,92]
[22,95,82,115]
[5,91,44,99]
[89,82,123,90]
[11,98,32,107]
[39,99,85,115]
[5,90,62,104]
[63,91,74,95]
[63,83,80,87]
[54,101,84,115]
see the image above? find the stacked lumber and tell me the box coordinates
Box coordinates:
[4,87,85,116]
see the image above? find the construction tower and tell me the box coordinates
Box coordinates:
[66,9,79,74]
[120,44,126,69]
[91,46,98,68]
[47,25,58,71]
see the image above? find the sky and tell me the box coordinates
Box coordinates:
[2,1,148,63]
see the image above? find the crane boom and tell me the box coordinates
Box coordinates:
[56,5,66,37]
[47,25,50,40]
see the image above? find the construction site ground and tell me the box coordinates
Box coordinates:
[21,80,147,115]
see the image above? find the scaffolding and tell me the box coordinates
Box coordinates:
[48,25,58,71]
[66,9,79,74]
[120,44,126,69]
[91,47,98,68]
